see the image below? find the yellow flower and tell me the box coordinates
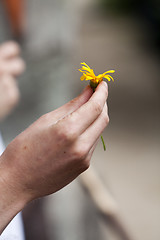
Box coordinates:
[79,62,115,90]
[79,62,115,151]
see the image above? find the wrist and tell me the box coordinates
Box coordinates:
[0,155,29,234]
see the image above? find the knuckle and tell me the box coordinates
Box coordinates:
[62,117,78,142]
[103,112,109,125]
[74,146,87,161]
[92,100,103,115]
[58,127,69,141]
[57,124,77,143]
[38,112,57,126]
[73,146,90,171]
[66,129,77,142]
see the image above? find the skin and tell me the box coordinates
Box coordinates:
[0,41,25,120]
[0,42,109,235]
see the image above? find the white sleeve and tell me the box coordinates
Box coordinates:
[0,133,5,155]
[1,213,25,240]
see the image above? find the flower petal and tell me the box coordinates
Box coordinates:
[81,62,90,69]
[81,66,91,72]
[104,76,111,81]
[104,75,114,82]
[79,62,115,84]
[80,74,86,81]
[97,74,104,79]
[79,69,86,73]
[89,69,96,78]
[86,75,94,80]
[103,70,115,75]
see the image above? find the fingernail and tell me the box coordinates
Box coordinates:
[102,81,108,88]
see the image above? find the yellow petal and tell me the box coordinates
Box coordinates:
[86,75,94,80]
[81,62,90,69]
[80,62,96,77]
[81,66,91,72]
[104,75,114,82]
[79,69,86,73]
[80,74,86,81]
[85,72,94,78]
[79,62,115,84]
[103,70,115,75]
[104,76,111,81]
[108,75,114,81]
[90,69,96,78]
[97,74,104,78]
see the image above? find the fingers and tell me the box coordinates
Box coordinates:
[0,74,20,119]
[48,85,93,123]
[67,104,108,173]
[0,58,25,76]
[84,139,99,166]
[0,41,20,60]
[0,41,25,76]
[71,139,98,174]
[57,81,108,136]
[0,74,20,104]
[78,103,109,150]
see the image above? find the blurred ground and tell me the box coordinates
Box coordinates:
[0,0,160,240]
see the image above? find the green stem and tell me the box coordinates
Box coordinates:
[101,135,106,151]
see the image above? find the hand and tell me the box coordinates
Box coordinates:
[0,41,25,120]
[0,81,109,233]
[1,81,109,200]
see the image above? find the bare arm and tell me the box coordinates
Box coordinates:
[0,81,109,234]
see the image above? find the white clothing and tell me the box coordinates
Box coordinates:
[0,133,25,240]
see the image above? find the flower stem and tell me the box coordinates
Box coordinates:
[101,135,106,151]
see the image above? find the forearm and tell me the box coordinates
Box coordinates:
[0,154,27,234]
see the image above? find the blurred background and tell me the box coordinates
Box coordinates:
[0,0,160,239]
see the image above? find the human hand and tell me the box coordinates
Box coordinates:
[0,41,25,120]
[1,81,109,203]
